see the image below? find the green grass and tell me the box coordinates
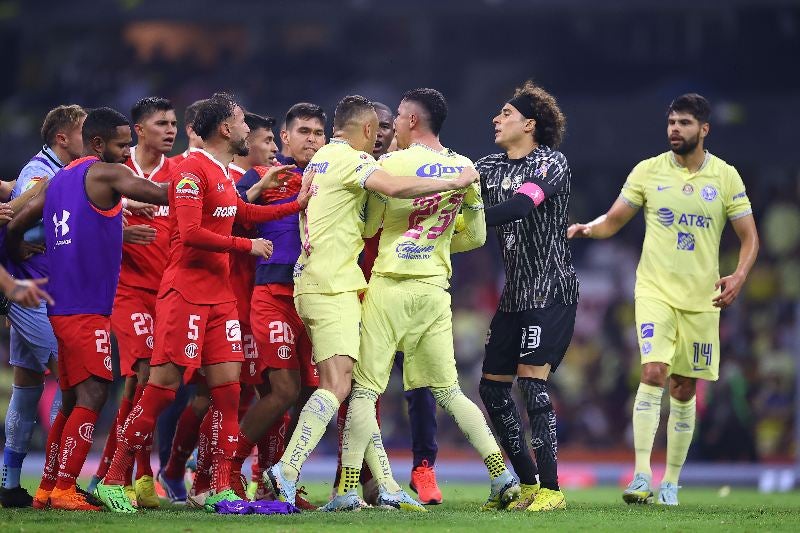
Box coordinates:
[3,481,800,532]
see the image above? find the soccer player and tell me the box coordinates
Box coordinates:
[88,97,177,507]
[476,81,578,512]
[568,93,759,506]
[230,104,324,507]
[96,93,312,513]
[265,94,479,507]
[325,88,518,513]
[170,99,207,162]
[0,104,85,508]
[6,107,169,511]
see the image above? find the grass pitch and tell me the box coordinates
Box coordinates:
[2,480,800,532]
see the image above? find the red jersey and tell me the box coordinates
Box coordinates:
[160,149,302,305]
[120,147,173,291]
[167,147,200,166]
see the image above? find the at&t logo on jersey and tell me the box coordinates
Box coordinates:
[678,213,711,228]
[416,163,466,178]
[396,241,434,260]
[53,209,72,245]
[213,206,237,217]
[657,208,674,226]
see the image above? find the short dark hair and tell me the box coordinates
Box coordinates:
[82,107,130,145]
[244,112,276,133]
[668,93,711,124]
[512,81,566,148]
[373,101,394,119]
[40,104,86,146]
[401,88,448,135]
[131,96,173,124]
[192,92,238,141]
[333,95,375,131]
[285,102,326,130]
[184,99,208,131]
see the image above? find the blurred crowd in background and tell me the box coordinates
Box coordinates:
[0,0,797,464]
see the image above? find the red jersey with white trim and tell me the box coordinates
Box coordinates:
[160,149,302,306]
[120,146,173,291]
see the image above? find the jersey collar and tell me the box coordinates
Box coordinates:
[409,142,450,155]
[129,145,165,180]
[195,148,230,178]
[228,162,247,175]
[669,150,710,173]
[41,144,65,168]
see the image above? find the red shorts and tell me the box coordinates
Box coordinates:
[239,323,262,385]
[250,284,318,387]
[111,285,157,377]
[151,289,244,370]
[50,314,113,390]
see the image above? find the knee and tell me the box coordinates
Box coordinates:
[76,378,109,411]
[640,364,668,387]
[430,384,461,410]
[478,378,512,413]
[270,372,301,406]
[191,395,210,417]
[670,377,696,402]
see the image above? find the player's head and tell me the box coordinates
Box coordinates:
[494,80,565,150]
[82,107,132,164]
[281,103,326,167]
[193,92,249,157]
[184,98,208,149]
[131,96,177,155]
[371,102,395,159]
[333,95,378,153]
[41,104,87,162]
[395,88,447,149]
[666,93,711,156]
[243,112,278,166]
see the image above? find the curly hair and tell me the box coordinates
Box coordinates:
[192,92,238,141]
[512,81,566,148]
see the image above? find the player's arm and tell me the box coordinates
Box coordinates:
[451,206,486,253]
[362,193,385,238]
[91,163,169,206]
[239,165,296,203]
[235,167,313,224]
[5,182,47,264]
[0,180,47,228]
[0,267,53,307]
[713,214,759,309]
[567,197,639,239]
[0,180,15,202]
[363,167,479,199]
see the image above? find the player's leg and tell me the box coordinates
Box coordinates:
[657,309,718,506]
[268,292,359,505]
[479,310,538,509]
[159,383,205,503]
[624,298,678,504]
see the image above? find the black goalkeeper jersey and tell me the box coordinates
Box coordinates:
[477,146,579,311]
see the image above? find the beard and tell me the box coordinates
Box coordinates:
[670,132,700,155]
[232,137,249,157]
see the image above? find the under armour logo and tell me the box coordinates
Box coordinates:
[53,210,71,237]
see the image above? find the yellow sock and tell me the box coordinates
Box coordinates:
[632,383,664,477]
[347,385,401,493]
[484,451,507,480]
[663,396,696,484]
[280,388,339,481]
[338,466,361,495]
[431,385,503,476]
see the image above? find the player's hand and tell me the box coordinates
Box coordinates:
[567,223,592,239]
[123,224,157,245]
[260,164,296,190]
[452,167,480,190]
[19,241,46,260]
[7,278,54,307]
[297,167,316,209]
[249,238,273,259]
[0,202,14,222]
[713,272,745,309]
[126,200,157,219]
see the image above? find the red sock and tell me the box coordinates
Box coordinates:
[39,410,67,491]
[95,397,132,479]
[257,411,289,472]
[192,409,214,495]
[334,398,348,486]
[232,431,255,482]
[163,406,202,480]
[54,406,99,490]
[105,384,175,486]
[131,385,155,481]
[209,381,241,492]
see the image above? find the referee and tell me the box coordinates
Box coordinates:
[476,81,578,512]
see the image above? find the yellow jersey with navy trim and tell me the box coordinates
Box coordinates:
[294,138,380,295]
[620,151,752,312]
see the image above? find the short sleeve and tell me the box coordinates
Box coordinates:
[724,166,753,220]
[620,161,647,208]
[173,164,206,206]
[343,151,380,191]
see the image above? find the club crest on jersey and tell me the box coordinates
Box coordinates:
[641,341,652,355]
[700,185,718,202]
[501,176,512,190]
[104,356,112,371]
[185,342,199,359]
[682,184,694,195]
[176,174,200,195]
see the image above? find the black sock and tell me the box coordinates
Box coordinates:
[518,377,559,491]
[478,378,538,485]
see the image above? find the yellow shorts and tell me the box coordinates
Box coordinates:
[294,291,361,363]
[634,297,720,381]
[354,275,457,393]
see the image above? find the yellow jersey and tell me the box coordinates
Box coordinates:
[366,143,484,288]
[620,151,752,312]
[294,138,380,295]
